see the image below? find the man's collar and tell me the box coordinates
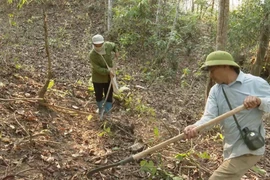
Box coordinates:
[235,71,245,84]
[225,71,244,87]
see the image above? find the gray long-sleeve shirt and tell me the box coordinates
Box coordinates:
[195,71,270,160]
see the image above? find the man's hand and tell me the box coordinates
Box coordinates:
[183,124,198,139]
[243,96,261,109]
[108,68,115,77]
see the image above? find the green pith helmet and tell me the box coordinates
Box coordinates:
[201,51,240,70]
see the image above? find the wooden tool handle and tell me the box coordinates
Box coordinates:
[195,104,245,132]
[132,104,245,160]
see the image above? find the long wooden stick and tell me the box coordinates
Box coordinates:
[87,105,246,178]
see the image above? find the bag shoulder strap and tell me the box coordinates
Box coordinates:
[221,86,245,139]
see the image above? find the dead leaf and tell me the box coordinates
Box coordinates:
[71,153,81,158]
[135,85,147,89]
[167,163,174,169]
[25,93,31,97]
[17,109,25,115]
[1,137,11,143]
[0,82,5,87]
[56,161,61,168]
[41,154,55,163]
[25,111,37,121]
[72,105,79,109]
[94,159,102,165]
[87,115,93,121]
[129,142,144,153]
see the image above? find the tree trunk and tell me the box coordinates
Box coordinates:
[38,7,53,101]
[107,0,113,31]
[154,0,162,56]
[251,13,270,76]
[205,0,229,102]
[216,0,229,50]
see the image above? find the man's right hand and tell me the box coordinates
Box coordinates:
[183,124,198,139]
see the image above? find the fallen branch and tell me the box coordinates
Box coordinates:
[14,113,30,136]
[0,98,43,101]
[15,168,36,176]
[1,96,94,117]
[34,139,60,144]
[189,160,212,174]
[0,97,94,116]
[41,102,93,116]
[181,165,197,169]
[1,168,36,180]
[21,132,48,141]
[14,132,49,147]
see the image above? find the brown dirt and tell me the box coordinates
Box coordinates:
[0,1,269,180]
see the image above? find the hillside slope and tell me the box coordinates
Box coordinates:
[0,1,269,180]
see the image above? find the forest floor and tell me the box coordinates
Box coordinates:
[0,1,270,180]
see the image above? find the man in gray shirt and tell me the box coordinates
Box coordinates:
[184,51,270,180]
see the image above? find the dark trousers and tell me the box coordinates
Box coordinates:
[93,82,113,102]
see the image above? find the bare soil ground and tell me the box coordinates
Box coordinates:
[0,1,270,180]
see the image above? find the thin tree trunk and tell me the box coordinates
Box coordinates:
[154,0,162,56]
[216,0,229,50]
[205,0,229,103]
[251,13,270,76]
[38,7,53,101]
[107,0,113,31]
